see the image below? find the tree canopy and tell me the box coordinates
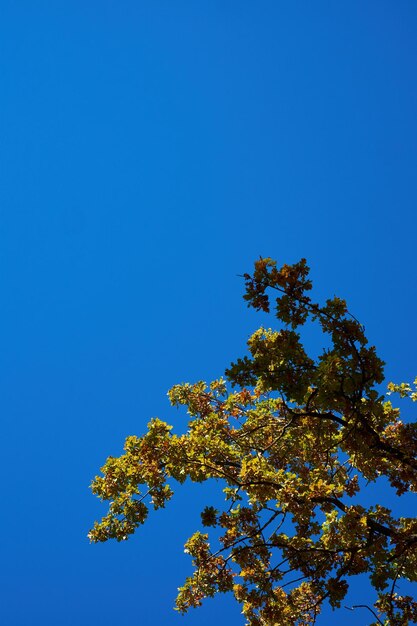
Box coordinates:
[89,258,417,625]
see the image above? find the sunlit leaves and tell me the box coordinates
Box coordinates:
[90,258,416,625]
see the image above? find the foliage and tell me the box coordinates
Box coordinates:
[89,258,417,625]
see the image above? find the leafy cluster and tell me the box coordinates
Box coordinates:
[90,258,417,625]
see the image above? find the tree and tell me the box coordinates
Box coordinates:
[89,258,417,625]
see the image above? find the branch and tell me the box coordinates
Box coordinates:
[290,409,348,427]
[345,604,384,625]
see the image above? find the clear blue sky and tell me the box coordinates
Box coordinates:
[1,2,416,625]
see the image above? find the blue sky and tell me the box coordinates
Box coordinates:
[1,2,416,625]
